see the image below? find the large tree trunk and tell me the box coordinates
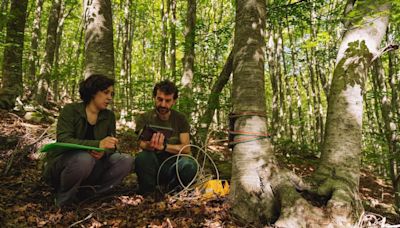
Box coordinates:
[229,0,278,224]
[36,0,62,105]
[0,0,28,110]
[83,0,115,79]
[230,0,391,226]
[310,0,390,225]
[180,0,196,116]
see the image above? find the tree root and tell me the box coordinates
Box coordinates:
[272,172,363,227]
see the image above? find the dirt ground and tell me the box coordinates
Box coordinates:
[0,110,398,227]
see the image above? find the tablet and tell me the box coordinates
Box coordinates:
[138,124,174,141]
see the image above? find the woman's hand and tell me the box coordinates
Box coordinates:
[89,150,104,160]
[99,136,118,149]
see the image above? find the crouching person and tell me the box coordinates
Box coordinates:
[43,74,134,207]
[135,80,197,195]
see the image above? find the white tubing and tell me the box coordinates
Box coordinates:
[156,143,220,197]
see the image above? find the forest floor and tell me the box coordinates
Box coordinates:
[0,109,399,227]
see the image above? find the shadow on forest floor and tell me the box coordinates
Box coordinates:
[0,110,399,227]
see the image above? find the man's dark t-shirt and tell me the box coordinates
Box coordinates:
[135,109,190,145]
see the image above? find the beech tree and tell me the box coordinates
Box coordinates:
[83,0,115,79]
[229,0,391,226]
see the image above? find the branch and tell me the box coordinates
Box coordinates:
[68,213,93,228]
[371,43,399,62]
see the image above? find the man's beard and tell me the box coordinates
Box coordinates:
[156,106,170,114]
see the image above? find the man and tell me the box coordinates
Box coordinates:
[135,80,197,195]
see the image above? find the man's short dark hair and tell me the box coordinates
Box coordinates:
[153,80,179,100]
[79,74,115,104]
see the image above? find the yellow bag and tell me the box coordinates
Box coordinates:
[200,180,230,198]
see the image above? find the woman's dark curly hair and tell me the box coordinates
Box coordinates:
[79,74,115,104]
[152,80,179,99]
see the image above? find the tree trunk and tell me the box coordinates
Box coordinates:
[230,0,391,226]
[387,28,400,141]
[287,15,304,144]
[311,0,390,225]
[83,0,115,79]
[71,21,85,102]
[27,0,44,85]
[229,0,278,224]
[170,0,177,82]
[300,66,313,146]
[195,51,233,145]
[180,0,196,116]
[121,0,134,110]
[53,2,71,102]
[0,0,28,110]
[267,29,279,140]
[280,24,293,141]
[309,3,325,147]
[0,0,9,33]
[160,0,168,79]
[120,2,126,110]
[36,0,62,105]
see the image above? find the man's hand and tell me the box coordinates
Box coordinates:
[150,132,165,151]
[100,136,118,149]
[89,150,105,160]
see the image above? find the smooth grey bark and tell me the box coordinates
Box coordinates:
[230,0,391,226]
[230,2,314,225]
[311,0,391,225]
[36,0,62,105]
[229,0,278,224]
[83,0,115,79]
[0,0,28,110]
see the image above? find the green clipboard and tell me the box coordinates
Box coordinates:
[40,142,105,153]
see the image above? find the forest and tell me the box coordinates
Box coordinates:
[0,0,400,227]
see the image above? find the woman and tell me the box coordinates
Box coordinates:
[43,74,133,207]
